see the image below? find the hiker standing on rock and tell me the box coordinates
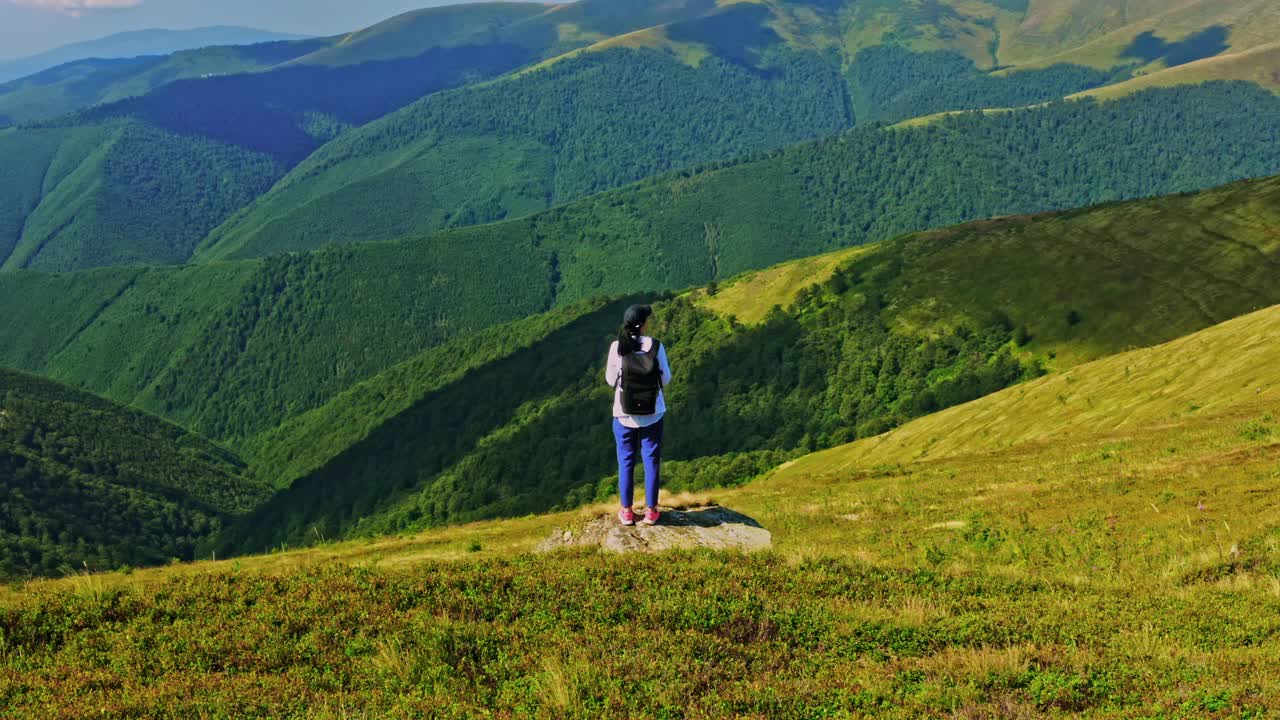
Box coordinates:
[606,304,673,527]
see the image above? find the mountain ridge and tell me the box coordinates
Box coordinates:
[0,26,312,85]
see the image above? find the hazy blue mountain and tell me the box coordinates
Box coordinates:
[0,26,310,84]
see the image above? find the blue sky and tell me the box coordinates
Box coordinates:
[0,0,528,59]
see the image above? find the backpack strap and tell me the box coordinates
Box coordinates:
[650,340,664,390]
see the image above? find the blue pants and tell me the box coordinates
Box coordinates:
[613,418,663,509]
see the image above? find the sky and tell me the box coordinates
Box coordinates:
[0,0,524,60]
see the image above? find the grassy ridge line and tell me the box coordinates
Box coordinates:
[696,245,871,324]
[1071,41,1280,99]
[781,301,1280,474]
[1000,0,1279,69]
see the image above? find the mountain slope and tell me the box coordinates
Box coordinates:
[195,42,853,261]
[1073,41,1280,99]
[9,285,1280,719]
[0,122,285,271]
[214,170,1280,554]
[0,367,268,579]
[3,84,1280,445]
[198,0,1144,261]
[1003,0,1280,70]
[3,0,1270,272]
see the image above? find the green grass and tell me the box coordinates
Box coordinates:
[6,304,1280,715]
[996,0,1279,69]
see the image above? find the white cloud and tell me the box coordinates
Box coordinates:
[7,0,144,17]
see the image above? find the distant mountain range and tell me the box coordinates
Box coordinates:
[2,0,1279,274]
[0,26,311,85]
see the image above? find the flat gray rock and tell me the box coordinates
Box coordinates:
[538,505,771,554]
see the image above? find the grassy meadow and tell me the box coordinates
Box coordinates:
[5,304,1280,717]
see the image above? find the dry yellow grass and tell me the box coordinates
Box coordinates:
[1072,41,1280,99]
[1000,0,1280,70]
[695,245,871,324]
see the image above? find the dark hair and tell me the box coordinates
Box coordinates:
[616,304,652,355]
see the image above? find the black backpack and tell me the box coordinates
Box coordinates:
[618,340,663,415]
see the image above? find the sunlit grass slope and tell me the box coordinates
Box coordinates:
[0,367,265,579]
[697,245,871,325]
[811,302,1280,468]
[998,0,1280,69]
[7,305,1280,716]
[1073,41,1280,99]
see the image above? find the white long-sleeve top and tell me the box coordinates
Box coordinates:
[604,336,673,428]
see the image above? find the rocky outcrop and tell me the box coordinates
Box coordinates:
[537,505,771,554]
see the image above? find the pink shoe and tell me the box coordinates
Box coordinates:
[618,507,635,526]
[642,508,660,526]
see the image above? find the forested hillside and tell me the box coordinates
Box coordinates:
[0,3,575,273]
[2,0,1272,272]
[212,171,1280,554]
[0,368,266,579]
[0,123,285,271]
[3,83,1280,447]
[197,43,854,260]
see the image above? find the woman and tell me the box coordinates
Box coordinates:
[605,304,673,526]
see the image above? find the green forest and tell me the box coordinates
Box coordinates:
[198,46,855,260]
[0,368,264,579]
[848,44,1129,123]
[0,121,286,272]
[3,82,1280,452]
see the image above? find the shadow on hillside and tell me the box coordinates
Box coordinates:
[1121,26,1230,68]
[216,296,651,555]
[667,3,781,69]
[76,42,537,163]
